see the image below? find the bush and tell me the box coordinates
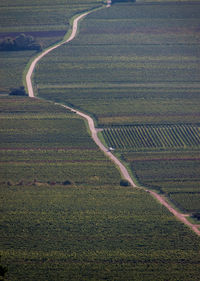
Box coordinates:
[112,0,136,3]
[63,180,72,186]
[192,212,200,221]
[0,33,42,51]
[9,86,28,96]
[120,179,130,187]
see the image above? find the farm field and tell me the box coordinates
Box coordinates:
[0,0,102,94]
[0,96,119,186]
[0,51,35,94]
[1,1,200,280]
[1,97,200,280]
[36,2,200,126]
[101,123,200,214]
[102,124,200,151]
[120,150,200,214]
[33,0,200,221]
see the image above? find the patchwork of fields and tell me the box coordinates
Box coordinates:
[1,0,200,280]
[1,97,200,280]
[102,124,200,150]
[36,2,200,125]
[35,1,200,219]
[102,124,200,213]
[122,151,200,212]
[0,97,118,186]
[0,0,102,94]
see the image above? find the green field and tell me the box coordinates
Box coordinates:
[1,1,200,280]
[101,123,200,213]
[35,2,200,126]
[1,97,200,280]
[120,151,200,213]
[102,124,200,150]
[0,97,119,186]
[34,1,200,217]
[0,0,102,94]
[2,183,200,281]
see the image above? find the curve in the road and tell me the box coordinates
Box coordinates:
[25,6,200,236]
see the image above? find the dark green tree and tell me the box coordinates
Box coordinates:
[9,86,28,96]
[0,257,8,281]
[120,179,130,187]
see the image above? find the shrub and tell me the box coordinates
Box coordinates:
[192,212,200,221]
[9,86,28,96]
[0,33,42,51]
[63,180,72,186]
[120,179,130,187]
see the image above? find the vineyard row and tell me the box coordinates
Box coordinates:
[102,124,200,150]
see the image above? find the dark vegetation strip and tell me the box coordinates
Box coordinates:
[0,30,66,39]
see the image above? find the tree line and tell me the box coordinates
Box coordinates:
[111,0,136,3]
[0,33,42,51]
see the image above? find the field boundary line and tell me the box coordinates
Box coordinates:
[149,191,200,236]
[24,4,200,236]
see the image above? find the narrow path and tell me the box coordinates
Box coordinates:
[56,104,137,188]
[149,191,200,236]
[25,6,200,236]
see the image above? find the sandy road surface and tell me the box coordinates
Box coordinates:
[150,191,200,236]
[25,6,200,236]
[26,11,92,98]
[26,5,136,188]
[58,104,137,188]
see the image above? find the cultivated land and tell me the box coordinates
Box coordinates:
[36,2,200,125]
[35,2,200,220]
[0,0,102,94]
[1,96,200,280]
[1,0,200,280]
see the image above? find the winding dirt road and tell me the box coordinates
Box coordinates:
[25,5,200,236]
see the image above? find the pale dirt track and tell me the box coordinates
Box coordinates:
[25,5,200,236]
[149,191,200,236]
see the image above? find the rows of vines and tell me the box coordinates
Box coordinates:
[102,124,200,150]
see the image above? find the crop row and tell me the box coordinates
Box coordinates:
[128,156,200,213]
[102,124,200,150]
[35,1,200,127]
[2,183,200,281]
[169,192,200,213]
